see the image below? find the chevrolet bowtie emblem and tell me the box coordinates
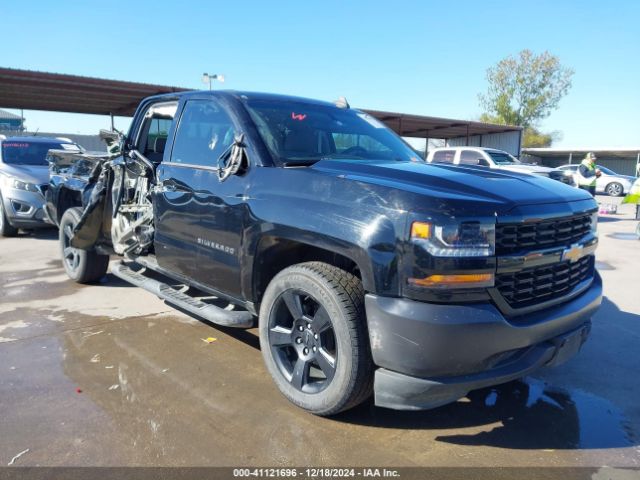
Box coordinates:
[562,243,584,263]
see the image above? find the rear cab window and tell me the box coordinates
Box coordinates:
[135,101,178,163]
[431,150,457,164]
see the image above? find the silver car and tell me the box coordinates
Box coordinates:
[556,164,636,197]
[426,147,576,186]
[0,136,82,236]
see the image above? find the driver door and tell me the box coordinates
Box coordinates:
[157,98,248,299]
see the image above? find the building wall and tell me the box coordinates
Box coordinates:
[0,119,23,131]
[526,154,639,177]
[446,130,522,156]
[0,130,105,151]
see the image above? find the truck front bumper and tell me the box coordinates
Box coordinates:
[365,271,602,410]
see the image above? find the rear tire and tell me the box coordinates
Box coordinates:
[59,207,109,283]
[259,262,373,416]
[0,196,19,237]
[605,182,624,197]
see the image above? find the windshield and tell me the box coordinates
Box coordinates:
[597,165,616,175]
[486,151,521,165]
[1,141,80,166]
[243,98,421,165]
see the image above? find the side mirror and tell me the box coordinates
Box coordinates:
[99,128,124,155]
[218,133,248,182]
[478,158,490,167]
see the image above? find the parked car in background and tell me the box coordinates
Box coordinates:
[426,147,575,186]
[0,135,82,236]
[556,164,636,196]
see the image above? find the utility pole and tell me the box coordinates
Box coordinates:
[202,73,225,90]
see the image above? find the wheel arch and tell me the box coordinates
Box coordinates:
[250,234,374,308]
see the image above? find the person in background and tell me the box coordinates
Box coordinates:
[622,176,640,222]
[577,152,601,196]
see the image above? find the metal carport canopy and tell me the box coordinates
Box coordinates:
[0,67,520,138]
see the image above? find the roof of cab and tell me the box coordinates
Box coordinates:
[146,89,339,108]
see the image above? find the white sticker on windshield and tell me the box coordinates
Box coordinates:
[357,113,387,129]
[61,144,81,150]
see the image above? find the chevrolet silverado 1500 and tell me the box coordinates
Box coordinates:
[46,91,601,415]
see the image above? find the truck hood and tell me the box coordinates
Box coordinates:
[310,159,592,215]
[0,164,50,185]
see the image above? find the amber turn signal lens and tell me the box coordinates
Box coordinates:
[408,273,494,288]
[411,221,432,239]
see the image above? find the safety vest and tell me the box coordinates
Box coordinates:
[577,159,597,187]
[622,177,640,205]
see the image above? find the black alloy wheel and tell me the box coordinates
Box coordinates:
[259,262,373,416]
[268,289,338,394]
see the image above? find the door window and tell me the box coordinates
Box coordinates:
[171,100,235,167]
[135,102,178,163]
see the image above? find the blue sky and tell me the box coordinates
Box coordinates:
[3,0,639,148]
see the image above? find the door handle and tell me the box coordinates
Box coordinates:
[160,179,190,193]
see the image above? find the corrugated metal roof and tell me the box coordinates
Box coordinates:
[0,67,188,116]
[0,108,22,120]
[524,147,640,158]
[0,67,522,139]
[361,109,521,139]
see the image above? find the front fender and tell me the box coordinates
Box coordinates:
[243,205,405,302]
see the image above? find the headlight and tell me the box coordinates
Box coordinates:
[0,176,39,192]
[411,220,495,257]
[590,211,598,234]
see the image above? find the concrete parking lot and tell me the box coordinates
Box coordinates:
[0,196,638,468]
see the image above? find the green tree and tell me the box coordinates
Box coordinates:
[479,50,574,129]
[521,127,563,148]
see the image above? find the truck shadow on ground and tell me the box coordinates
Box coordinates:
[597,216,631,223]
[333,296,638,450]
[336,378,635,450]
[20,227,58,240]
[168,295,637,451]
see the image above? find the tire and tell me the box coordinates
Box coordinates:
[259,262,373,416]
[59,207,109,283]
[605,182,624,197]
[0,195,19,237]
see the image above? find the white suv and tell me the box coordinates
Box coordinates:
[426,147,574,185]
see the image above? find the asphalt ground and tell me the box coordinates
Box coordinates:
[0,195,638,468]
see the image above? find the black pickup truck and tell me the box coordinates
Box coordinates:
[46,91,602,415]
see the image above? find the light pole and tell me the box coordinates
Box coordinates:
[202,73,225,90]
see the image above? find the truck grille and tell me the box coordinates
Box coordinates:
[496,213,592,255]
[495,255,594,310]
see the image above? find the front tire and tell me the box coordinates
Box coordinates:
[605,182,624,197]
[59,207,109,283]
[259,262,373,416]
[0,196,19,237]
